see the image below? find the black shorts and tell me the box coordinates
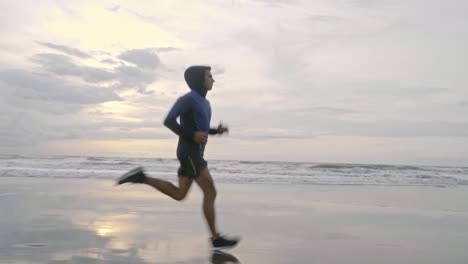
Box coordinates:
[177,153,208,177]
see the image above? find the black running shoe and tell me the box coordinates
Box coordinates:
[211,234,240,250]
[116,167,145,185]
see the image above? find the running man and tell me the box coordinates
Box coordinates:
[117,65,239,250]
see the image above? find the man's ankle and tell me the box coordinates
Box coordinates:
[142,175,150,183]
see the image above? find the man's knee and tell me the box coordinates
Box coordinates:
[174,191,189,201]
[204,188,217,200]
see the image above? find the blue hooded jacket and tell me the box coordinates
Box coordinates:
[164,66,218,158]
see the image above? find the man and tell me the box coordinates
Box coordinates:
[117,65,239,250]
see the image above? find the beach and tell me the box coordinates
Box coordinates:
[1,177,468,264]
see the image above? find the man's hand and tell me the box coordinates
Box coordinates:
[216,123,229,135]
[194,131,208,144]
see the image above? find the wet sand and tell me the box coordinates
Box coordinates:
[1,177,468,264]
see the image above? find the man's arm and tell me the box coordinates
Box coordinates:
[163,96,195,142]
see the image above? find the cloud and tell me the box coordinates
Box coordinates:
[101,58,119,65]
[235,127,319,140]
[211,65,226,75]
[252,0,298,7]
[108,4,120,12]
[32,49,162,93]
[36,41,91,58]
[0,69,120,105]
[308,15,345,23]
[350,81,447,99]
[299,106,360,115]
[347,0,389,8]
[330,120,468,138]
[119,48,161,69]
[155,47,180,53]
[33,53,115,83]
[0,68,122,147]
[114,64,158,93]
[126,9,166,25]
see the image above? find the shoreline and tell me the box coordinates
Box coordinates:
[1,175,467,188]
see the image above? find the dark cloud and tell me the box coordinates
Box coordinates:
[114,64,157,93]
[0,96,171,146]
[33,53,115,83]
[0,68,122,147]
[119,48,161,69]
[32,52,159,93]
[0,69,120,104]
[36,41,91,58]
[0,100,167,147]
[32,47,172,94]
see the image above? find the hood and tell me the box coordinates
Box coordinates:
[184,65,211,98]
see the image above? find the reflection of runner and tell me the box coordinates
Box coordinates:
[212,250,241,264]
[117,65,239,249]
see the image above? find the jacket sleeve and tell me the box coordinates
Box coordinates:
[164,96,195,142]
[208,128,218,135]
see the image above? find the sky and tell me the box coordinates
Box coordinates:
[0,0,467,166]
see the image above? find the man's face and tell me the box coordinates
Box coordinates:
[204,70,215,91]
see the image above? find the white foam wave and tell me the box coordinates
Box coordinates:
[0,155,467,187]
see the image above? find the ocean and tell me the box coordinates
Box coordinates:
[0,154,467,187]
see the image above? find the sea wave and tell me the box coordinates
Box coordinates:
[0,155,467,187]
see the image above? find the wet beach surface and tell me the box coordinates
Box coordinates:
[1,177,468,263]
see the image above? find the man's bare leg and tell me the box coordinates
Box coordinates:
[143,175,193,201]
[194,167,218,239]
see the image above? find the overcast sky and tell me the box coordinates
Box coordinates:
[1,0,467,166]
